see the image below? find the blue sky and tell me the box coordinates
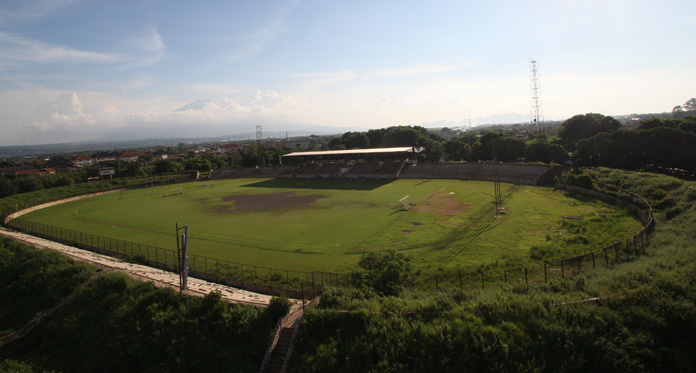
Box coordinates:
[0,0,694,145]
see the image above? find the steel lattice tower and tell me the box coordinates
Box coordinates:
[256,125,263,143]
[529,59,544,138]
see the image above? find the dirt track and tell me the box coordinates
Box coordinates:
[0,227,274,307]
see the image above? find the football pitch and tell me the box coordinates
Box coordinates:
[20,178,642,273]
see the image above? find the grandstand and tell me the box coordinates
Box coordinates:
[208,147,556,185]
[283,147,419,179]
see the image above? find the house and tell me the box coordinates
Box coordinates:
[116,151,138,162]
[93,151,116,163]
[262,140,285,149]
[284,138,312,149]
[215,143,241,155]
[0,164,34,175]
[15,168,40,176]
[73,155,95,167]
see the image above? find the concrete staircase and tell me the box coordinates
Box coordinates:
[265,326,296,373]
[260,302,306,373]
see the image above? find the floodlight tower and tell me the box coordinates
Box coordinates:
[529,59,544,138]
[256,125,263,143]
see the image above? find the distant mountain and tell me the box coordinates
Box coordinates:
[175,99,215,111]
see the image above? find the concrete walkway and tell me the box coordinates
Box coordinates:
[0,227,274,306]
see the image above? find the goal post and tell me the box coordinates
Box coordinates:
[399,195,413,210]
[164,187,183,197]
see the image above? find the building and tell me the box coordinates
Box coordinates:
[215,143,241,155]
[93,151,116,163]
[116,151,138,162]
[73,155,95,167]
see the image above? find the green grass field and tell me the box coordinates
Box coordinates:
[20,178,642,273]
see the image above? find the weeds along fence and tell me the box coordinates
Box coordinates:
[3,182,654,297]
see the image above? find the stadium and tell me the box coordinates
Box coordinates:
[5,147,650,298]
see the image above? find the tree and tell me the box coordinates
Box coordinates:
[353,250,414,296]
[341,132,370,149]
[492,137,525,162]
[524,142,568,164]
[444,138,470,161]
[0,175,16,198]
[422,140,443,163]
[673,98,696,119]
[15,176,43,193]
[639,127,696,171]
[558,113,620,151]
[678,116,696,134]
[684,98,696,112]
[327,137,343,150]
[469,132,504,161]
[366,128,387,148]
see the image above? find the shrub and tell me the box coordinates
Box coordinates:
[266,295,291,320]
[353,250,414,296]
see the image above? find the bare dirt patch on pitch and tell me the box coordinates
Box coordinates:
[215,191,325,213]
[413,189,469,215]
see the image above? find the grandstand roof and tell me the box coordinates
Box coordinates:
[283,146,422,158]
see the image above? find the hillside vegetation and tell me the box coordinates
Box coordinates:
[287,168,696,372]
[0,236,281,372]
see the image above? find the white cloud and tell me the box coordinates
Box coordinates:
[0,32,124,66]
[0,0,81,26]
[28,91,95,132]
[368,62,470,78]
[127,28,167,66]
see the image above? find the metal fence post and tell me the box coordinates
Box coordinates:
[626,239,630,260]
[591,252,595,269]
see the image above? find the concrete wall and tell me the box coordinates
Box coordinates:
[209,163,553,185]
[210,167,296,179]
[399,163,551,185]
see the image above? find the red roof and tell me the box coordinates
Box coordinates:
[117,150,137,158]
[16,169,39,175]
[75,155,92,161]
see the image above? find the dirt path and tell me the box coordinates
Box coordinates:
[0,227,274,307]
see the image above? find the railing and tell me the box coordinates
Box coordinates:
[259,313,291,372]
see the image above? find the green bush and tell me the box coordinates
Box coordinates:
[352,250,414,296]
[266,295,291,321]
